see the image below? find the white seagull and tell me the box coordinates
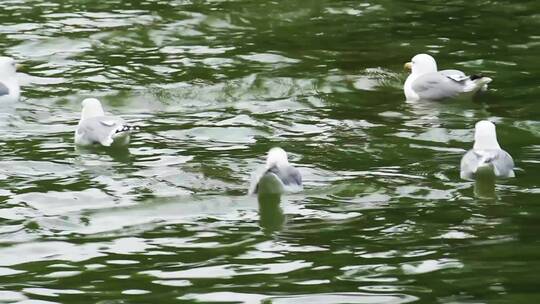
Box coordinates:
[75,98,139,147]
[0,56,21,103]
[249,147,303,195]
[404,53,492,101]
[460,120,515,180]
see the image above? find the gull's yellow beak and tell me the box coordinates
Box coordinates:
[404,62,412,71]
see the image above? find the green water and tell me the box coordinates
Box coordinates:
[0,0,539,303]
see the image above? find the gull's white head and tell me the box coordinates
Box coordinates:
[0,56,17,79]
[405,53,438,76]
[266,147,289,168]
[81,98,105,120]
[473,120,501,150]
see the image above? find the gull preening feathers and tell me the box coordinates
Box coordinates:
[75,98,139,147]
[0,56,21,103]
[404,53,492,101]
[249,147,303,196]
[460,120,515,180]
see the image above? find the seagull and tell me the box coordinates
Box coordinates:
[75,98,139,147]
[249,147,303,196]
[460,120,515,180]
[0,56,21,103]
[404,53,492,101]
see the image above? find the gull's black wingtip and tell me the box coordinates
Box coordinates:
[115,125,140,134]
[470,74,484,81]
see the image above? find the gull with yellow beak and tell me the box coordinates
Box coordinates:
[403,53,492,101]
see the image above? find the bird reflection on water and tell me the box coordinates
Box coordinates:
[473,167,497,199]
[75,144,133,164]
[257,193,285,233]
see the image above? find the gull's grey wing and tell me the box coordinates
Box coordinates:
[76,116,126,146]
[268,165,302,187]
[412,71,466,101]
[440,69,469,81]
[461,150,481,180]
[490,149,515,178]
[460,149,515,180]
[0,82,10,96]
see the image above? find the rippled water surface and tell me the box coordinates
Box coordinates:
[0,0,539,303]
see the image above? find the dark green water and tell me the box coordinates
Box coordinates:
[0,0,539,303]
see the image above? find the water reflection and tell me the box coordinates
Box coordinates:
[257,193,285,233]
[473,167,497,199]
[75,145,133,163]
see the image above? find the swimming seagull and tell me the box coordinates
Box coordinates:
[249,147,303,195]
[460,120,515,180]
[404,53,492,101]
[75,98,139,147]
[0,56,21,103]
